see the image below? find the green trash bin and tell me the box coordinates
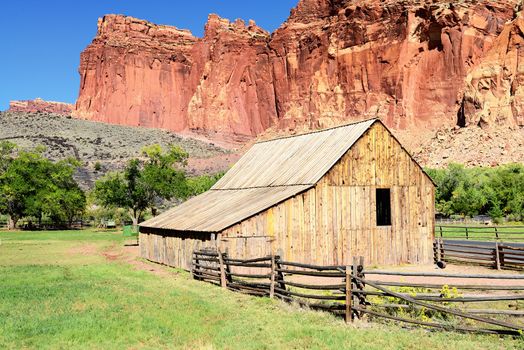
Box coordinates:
[123,225,138,237]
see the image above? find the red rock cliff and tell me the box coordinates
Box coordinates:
[74,0,522,142]
[461,10,524,128]
[74,14,275,143]
[8,98,73,115]
[269,0,518,130]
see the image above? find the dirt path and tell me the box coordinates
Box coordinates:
[70,240,179,278]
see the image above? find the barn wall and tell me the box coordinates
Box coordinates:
[220,122,435,266]
[139,231,216,270]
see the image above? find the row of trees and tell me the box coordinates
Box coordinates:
[1,140,522,229]
[426,163,524,221]
[0,142,222,229]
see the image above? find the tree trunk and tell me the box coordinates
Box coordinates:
[131,209,139,232]
[7,215,17,230]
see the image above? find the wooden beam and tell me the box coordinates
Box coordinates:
[217,249,227,288]
[345,265,352,323]
[269,255,276,299]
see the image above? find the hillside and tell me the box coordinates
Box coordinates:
[0,111,234,188]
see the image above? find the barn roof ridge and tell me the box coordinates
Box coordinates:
[211,118,377,190]
[255,118,379,145]
[140,118,434,233]
[209,183,315,190]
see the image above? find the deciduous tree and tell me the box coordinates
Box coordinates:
[93,145,190,226]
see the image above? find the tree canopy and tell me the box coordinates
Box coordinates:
[426,163,524,221]
[93,145,191,225]
[0,142,86,229]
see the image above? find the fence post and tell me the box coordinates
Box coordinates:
[439,226,443,238]
[275,255,286,291]
[356,256,366,319]
[269,255,276,298]
[465,226,469,240]
[345,265,352,323]
[439,238,445,262]
[217,249,227,288]
[224,250,233,284]
[192,252,200,280]
[190,251,195,279]
[494,242,501,270]
[434,239,441,263]
[499,245,505,269]
[495,227,499,240]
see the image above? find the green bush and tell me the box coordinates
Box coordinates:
[426,163,524,221]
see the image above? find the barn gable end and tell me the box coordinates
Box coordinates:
[219,122,434,266]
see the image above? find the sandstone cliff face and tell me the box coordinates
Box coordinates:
[74,0,522,143]
[270,0,518,130]
[74,14,276,143]
[461,11,524,128]
[185,15,277,140]
[74,15,197,131]
[8,98,73,115]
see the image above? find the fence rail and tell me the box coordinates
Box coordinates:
[191,249,524,336]
[434,239,524,270]
[0,219,136,230]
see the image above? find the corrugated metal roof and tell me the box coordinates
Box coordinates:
[212,118,376,189]
[139,185,311,232]
[140,118,378,232]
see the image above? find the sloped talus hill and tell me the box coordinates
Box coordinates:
[74,0,523,142]
[0,111,232,188]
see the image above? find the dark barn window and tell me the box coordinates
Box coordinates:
[376,188,391,226]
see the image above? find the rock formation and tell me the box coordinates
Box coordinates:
[74,0,523,143]
[269,0,519,131]
[8,98,73,115]
[461,10,524,128]
[74,14,276,143]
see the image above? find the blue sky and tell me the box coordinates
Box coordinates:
[0,1,298,111]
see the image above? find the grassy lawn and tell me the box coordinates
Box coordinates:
[436,225,524,242]
[1,230,523,349]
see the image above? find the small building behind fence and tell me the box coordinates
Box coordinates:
[139,118,435,269]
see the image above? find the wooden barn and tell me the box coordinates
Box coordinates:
[139,119,435,270]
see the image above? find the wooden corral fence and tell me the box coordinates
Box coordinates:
[436,225,524,241]
[0,219,93,230]
[192,249,524,336]
[434,239,524,270]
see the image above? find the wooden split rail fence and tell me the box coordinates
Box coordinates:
[434,239,524,270]
[192,249,524,336]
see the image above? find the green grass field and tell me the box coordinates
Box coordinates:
[1,230,523,349]
[437,225,524,242]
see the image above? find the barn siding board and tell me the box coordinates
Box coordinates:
[140,120,435,269]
